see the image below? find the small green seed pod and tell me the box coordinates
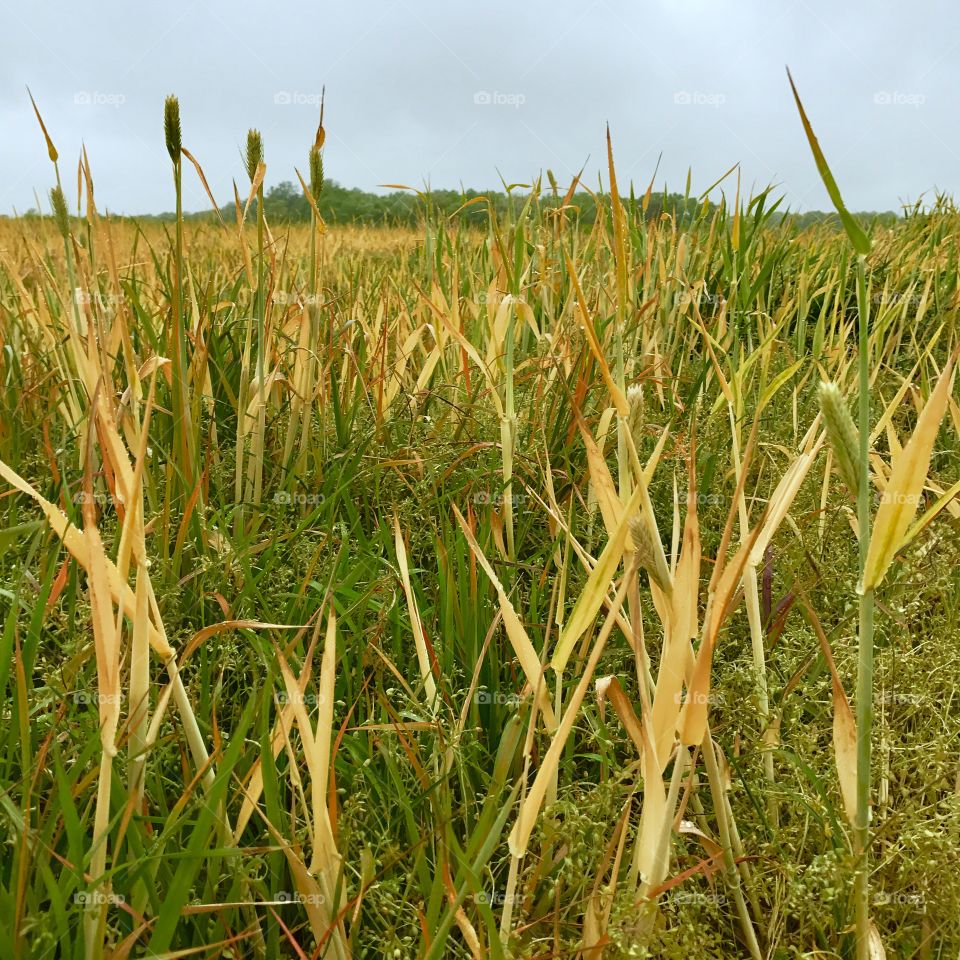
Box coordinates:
[309,146,324,204]
[246,129,263,183]
[629,514,672,594]
[818,381,860,499]
[49,185,70,239]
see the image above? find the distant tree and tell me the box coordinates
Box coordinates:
[30,180,895,230]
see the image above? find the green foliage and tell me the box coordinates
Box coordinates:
[212,180,714,227]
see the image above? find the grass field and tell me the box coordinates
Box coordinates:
[1,101,959,959]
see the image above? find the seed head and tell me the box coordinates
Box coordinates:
[49,186,70,239]
[309,146,324,204]
[164,96,182,164]
[629,514,672,594]
[818,381,860,499]
[246,129,263,183]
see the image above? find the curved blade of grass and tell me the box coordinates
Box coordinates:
[786,67,870,256]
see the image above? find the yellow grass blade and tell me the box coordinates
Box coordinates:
[394,513,438,705]
[509,574,631,857]
[551,482,644,675]
[748,448,819,567]
[563,251,629,418]
[27,87,58,162]
[806,605,858,827]
[863,356,956,591]
[596,675,645,755]
[679,530,760,745]
[181,147,226,228]
[650,474,700,770]
[0,458,173,658]
[242,161,267,221]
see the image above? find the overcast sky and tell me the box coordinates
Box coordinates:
[2,0,958,216]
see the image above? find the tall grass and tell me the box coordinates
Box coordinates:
[0,92,958,959]
[790,68,956,957]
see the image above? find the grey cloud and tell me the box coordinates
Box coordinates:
[2,0,958,215]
